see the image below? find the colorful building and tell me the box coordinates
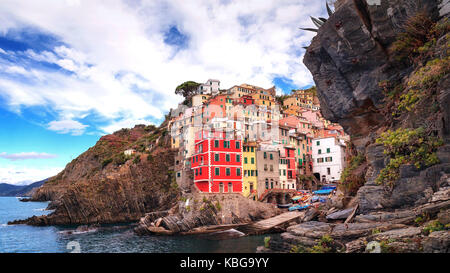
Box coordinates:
[191,130,243,193]
[256,148,280,198]
[242,142,258,199]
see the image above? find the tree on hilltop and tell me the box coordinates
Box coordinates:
[175,81,200,99]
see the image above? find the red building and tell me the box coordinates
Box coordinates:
[285,147,296,184]
[191,130,243,193]
[234,95,254,106]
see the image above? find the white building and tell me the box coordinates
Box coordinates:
[312,137,346,183]
[197,79,220,95]
[124,149,136,156]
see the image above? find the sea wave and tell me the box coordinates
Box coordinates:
[33,208,47,211]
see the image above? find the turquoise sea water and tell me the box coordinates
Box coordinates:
[0,197,271,253]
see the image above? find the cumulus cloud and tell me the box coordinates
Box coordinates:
[0,165,62,185]
[0,152,58,161]
[0,0,325,134]
[100,118,155,134]
[47,119,89,135]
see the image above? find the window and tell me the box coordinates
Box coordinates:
[327,168,331,175]
[235,142,240,149]
[264,152,267,159]
[226,154,231,162]
[236,154,240,162]
[318,149,322,154]
[265,179,269,189]
[327,148,331,153]
[264,164,268,171]
[316,141,320,146]
[199,168,202,175]
[270,153,273,160]
[177,172,181,178]
[270,165,274,172]
[215,168,220,176]
[214,140,219,148]
[251,147,254,152]
[236,168,241,176]
[215,154,219,161]
[226,168,231,176]
[244,157,248,164]
[224,141,230,148]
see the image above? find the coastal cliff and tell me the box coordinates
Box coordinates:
[260,0,450,253]
[10,119,181,225]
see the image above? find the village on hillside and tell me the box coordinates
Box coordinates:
[166,79,350,206]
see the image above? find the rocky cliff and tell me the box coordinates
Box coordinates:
[9,120,181,226]
[134,193,280,235]
[304,0,449,213]
[259,0,450,253]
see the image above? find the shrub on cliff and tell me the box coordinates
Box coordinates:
[390,12,439,65]
[339,154,366,196]
[375,127,443,189]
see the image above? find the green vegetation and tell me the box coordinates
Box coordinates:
[215,201,222,211]
[396,57,450,114]
[372,228,382,235]
[275,94,290,105]
[101,158,113,168]
[133,155,141,164]
[375,127,443,188]
[175,81,200,99]
[113,153,132,166]
[339,153,366,195]
[390,13,449,65]
[423,220,445,235]
[291,235,335,253]
[379,239,396,253]
[264,237,271,248]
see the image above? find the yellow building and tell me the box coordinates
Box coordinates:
[228,85,256,99]
[242,142,258,199]
[283,87,320,113]
[251,90,275,108]
[192,94,210,107]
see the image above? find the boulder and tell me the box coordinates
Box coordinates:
[423,230,450,253]
[326,207,355,220]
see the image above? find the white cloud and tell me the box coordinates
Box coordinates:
[0,165,62,185]
[47,119,89,135]
[0,152,58,161]
[100,118,154,134]
[0,0,324,134]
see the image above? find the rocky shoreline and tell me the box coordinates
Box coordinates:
[257,182,449,253]
[134,193,281,236]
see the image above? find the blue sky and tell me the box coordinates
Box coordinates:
[0,0,328,184]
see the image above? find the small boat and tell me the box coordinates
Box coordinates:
[288,204,310,211]
[291,196,302,201]
[313,189,334,195]
[277,203,293,209]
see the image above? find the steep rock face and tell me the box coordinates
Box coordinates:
[135,193,280,235]
[304,0,439,137]
[304,0,449,213]
[10,122,180,226]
